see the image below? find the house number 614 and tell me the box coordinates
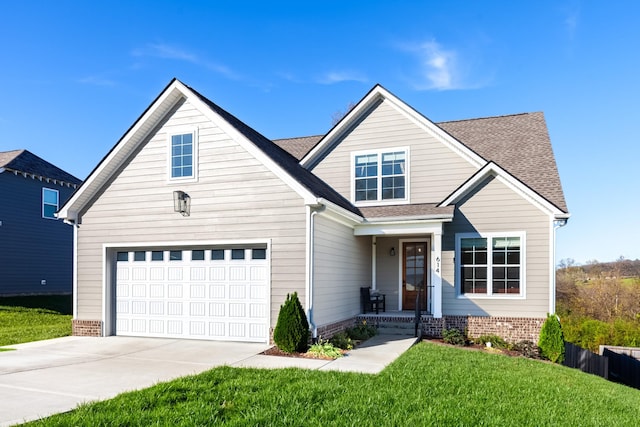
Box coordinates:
[435,257,440,273]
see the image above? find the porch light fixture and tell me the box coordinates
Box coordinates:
[173,190,191,216]
[389,247,396,256]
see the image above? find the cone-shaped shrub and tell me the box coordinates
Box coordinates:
[273,292,309,353]
[538,314,565,363]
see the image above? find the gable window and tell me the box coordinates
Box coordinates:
[42,188,59,219]
[354,149,407,203]
[457,233,524,297]
[169,130,198,181]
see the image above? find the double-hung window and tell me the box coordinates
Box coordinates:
[354,149,407,203]
[169,130,198,181]
[42,188,59,219]
[457,233,524,297]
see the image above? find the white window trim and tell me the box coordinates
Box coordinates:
[167,127,199,183]
[351,146,410,206]
[42,187,59,220]
[455,231,526,299]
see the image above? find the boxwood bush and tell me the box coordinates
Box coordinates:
[273,292,309,353]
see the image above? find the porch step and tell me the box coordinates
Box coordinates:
[376,321,417,337]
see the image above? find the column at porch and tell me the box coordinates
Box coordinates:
[431,229,443,318]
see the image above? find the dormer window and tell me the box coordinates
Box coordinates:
[353,148,408,204]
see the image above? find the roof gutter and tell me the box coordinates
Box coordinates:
[362,213,454,223]
[314,197,363,225]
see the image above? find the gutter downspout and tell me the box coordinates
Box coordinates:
[550,218,568,314]
[72,221,79,320]
[307,204,326,342]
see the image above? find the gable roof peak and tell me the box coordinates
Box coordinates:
[0,149,81,185]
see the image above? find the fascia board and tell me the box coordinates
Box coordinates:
[300,85,385,168]
[300,84,486,170]
[354,220,446,236]
[58,80,186,219]
[381,91,485,168]
[314,197,363,227]
[185,88,318,206]
[362,213,454,223]
[440,162,566,217]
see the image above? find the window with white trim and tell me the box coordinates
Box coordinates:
[169,131,197,180]
[457,233,524,296]
[354,149,407,203]
[42,188,59,219]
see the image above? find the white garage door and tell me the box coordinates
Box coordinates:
[115,247,269,342]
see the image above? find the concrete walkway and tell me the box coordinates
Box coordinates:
[0,334,417,426]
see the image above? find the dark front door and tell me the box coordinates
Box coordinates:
[402,242,428,311]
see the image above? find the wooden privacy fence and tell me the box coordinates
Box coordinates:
[563,342,640,389]
[563,342,608,379]
[600,345,640,389]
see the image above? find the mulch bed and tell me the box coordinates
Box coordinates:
[424,338,543,359]
[262,338,542,360]
[260,346,335,359]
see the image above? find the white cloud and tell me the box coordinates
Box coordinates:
[403,40,461,91]
[132,43,242,81]
[564,6,580,40]
[316,70,368,85]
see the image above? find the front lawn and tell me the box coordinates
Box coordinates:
[0,295,72,347]
[29,342,640,426]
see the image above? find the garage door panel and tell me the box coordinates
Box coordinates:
[116,248,270,342]
[190,267,206,281]
[210,285,225,298]
[229,284,246,299]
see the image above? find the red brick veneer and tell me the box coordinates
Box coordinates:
[72,319,103,337]
[354,315,544,343]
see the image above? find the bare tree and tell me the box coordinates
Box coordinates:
[330,102,357,126]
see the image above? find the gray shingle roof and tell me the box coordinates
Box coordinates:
[438,112,568,213]
[275,112,568,214]
[359,203,454,221]
[0,149,81,185]
[273,136,322,161]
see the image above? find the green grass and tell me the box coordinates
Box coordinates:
[0,295,72,347]
[28,342,640,426]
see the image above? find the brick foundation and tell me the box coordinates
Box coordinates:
[315,318,359,339]
[420,316,545,343]
[354,314,544,343]
[72,319,103,337]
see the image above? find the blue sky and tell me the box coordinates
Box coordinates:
[1,1,638,265]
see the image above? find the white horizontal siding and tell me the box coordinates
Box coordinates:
[312,214,371,327]
[311,100,477,204]
[76,99,307,327]
[441,176,551,317]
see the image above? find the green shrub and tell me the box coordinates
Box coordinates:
[442,328,466,346]
[475,334,509,349]
[307,339,344,359]
[560,315,640,352]
[330,332,354,350]
[273,292,309,353]
[538,314,565,363]
[346,321,377,340]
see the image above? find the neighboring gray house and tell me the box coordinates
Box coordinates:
[0,150,81,295]
[58,79,569,342]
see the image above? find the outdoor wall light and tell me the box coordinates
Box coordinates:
[389,247,396,256]
[173,190,191,216]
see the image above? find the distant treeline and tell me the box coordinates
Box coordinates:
[558,258,640,278]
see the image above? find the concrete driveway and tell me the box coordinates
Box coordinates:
[0,336,270,426]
